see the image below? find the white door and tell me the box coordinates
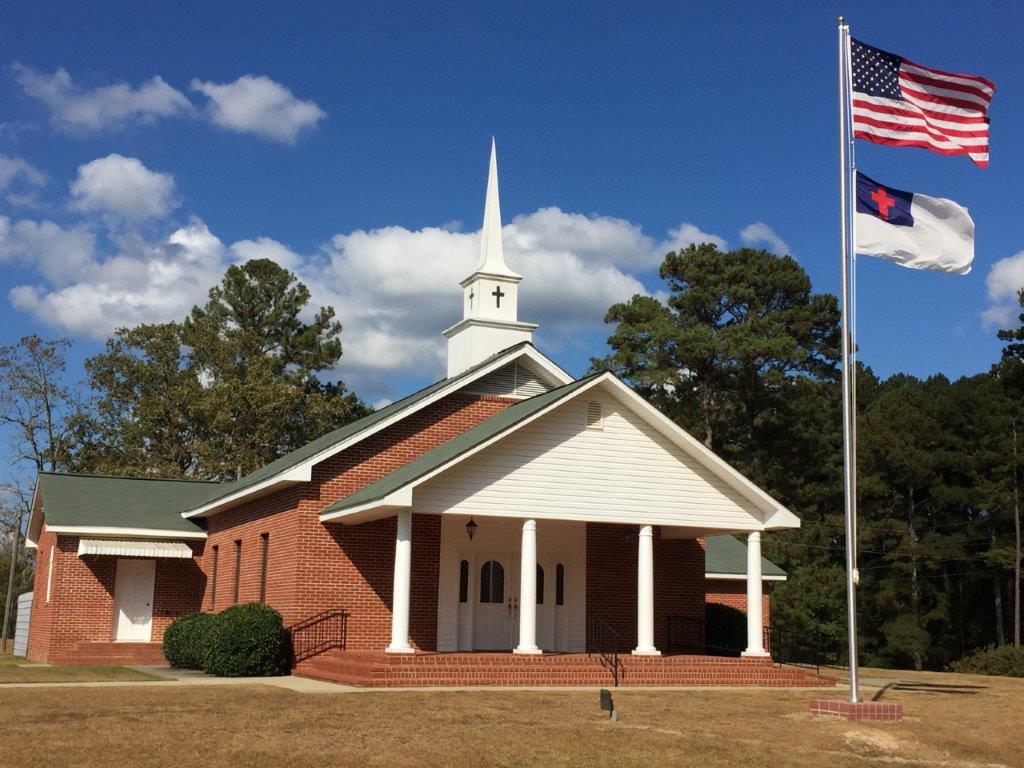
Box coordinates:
[113,559,155,641]
[473,554,518,650]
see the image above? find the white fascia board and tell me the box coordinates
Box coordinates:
[705,573,787,582]
[24,480,44,549]
[601,377,800,530]
[184,346,572,520]
[44,525,207,540]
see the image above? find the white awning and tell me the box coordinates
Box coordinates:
[77,539,194,559]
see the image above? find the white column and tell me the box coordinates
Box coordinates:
[386,510,414,654]
[633,524,660,655]
[743,530,769,657]
[515,519,541,654]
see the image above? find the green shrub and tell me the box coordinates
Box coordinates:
[162,612,216,670]
[948,645,1024,678]
[202,603,288,677]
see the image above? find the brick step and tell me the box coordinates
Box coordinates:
[294,651,835,688]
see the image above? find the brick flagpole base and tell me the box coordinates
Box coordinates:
[809,699,903,721]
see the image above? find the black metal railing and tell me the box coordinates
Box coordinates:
[586,614,624,687]
[288,608,349,662]
[767,626,848,674]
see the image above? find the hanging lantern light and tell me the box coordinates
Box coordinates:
[465,517,478,541]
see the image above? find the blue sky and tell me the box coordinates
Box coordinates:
[1,0,1022,421]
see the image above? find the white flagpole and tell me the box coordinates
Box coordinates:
[837,16,861,704]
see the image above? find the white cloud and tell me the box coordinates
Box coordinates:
[70,154,178,220]
[663,223,728,254]
[740,221,791,254]
[191,75,325,143]
[13,64,193,132]
[230,236,303,270]
[0,215,96,285]
[4,203,722,400]
[0,154,46,190]
[9,218,229,337]
[981,250,1024,327]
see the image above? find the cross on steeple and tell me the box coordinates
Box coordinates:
[492,285,505,308]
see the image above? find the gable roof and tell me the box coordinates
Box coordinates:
[322,374,600,518]
[182,342,572,518]
[320,372,800,531]
[704,535,786,579]
[26,472,216,547]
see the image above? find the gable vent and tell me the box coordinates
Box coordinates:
[585,401,603,430]
[462,361,554,399]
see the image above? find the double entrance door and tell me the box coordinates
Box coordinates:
[470,552,554,651]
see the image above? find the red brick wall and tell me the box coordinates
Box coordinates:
[585,524,705,651]
[26,526,204,663]
[200,392,515,652]
[704,580,773,627]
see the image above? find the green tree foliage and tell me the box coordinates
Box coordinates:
[597,245,1024,668]
[73,259,368,479]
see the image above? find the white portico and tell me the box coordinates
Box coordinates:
[320,143,799,658]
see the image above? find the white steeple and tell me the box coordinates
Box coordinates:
[477,137,520,278]
[443,139,536,377]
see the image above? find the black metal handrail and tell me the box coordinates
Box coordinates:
[586,614,624,687]
[288,608,349,662]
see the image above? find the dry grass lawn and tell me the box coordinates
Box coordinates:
[1,667,1021,767]
[0,651,158,684]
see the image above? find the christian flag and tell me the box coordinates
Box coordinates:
[855,172,974,275]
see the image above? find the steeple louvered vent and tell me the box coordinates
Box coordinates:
[586,401,603,430]
[462,361,554,399]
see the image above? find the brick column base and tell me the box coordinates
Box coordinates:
[809,699,904,721]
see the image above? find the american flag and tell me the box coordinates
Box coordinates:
[851,38,995,167]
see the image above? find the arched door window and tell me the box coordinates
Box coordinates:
[536,564,545,604]
[555,563,565,606]
[480,560,504,603]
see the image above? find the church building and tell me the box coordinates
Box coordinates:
[23,144,830,687]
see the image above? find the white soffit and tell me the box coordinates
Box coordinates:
[77,539,194,559]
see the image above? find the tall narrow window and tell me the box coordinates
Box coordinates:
[232,540,242,605]
[458,560,469,603]
[536,564,545,604]
[45,545,54,603]
[210,545,219,608]
[258,533,270,603]
[555,563,565,606]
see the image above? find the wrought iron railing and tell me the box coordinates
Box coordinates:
[586,614,625,687]
[288,608,349,662]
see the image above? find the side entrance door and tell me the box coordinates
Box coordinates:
[113,558,156,641]
[473,553,518,650]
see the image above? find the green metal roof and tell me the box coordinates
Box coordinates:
[192,341,540,510]
[37,472,218,533]
[704,535,786,577]
[322,373,602,516]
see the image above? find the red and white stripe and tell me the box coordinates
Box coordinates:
[853,57,995,167]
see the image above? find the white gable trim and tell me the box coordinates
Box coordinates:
[24,480,43,549]
[320,373,799,530]
[183,345,572,519]
[45,525,206,540]
[706,573,787,582]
